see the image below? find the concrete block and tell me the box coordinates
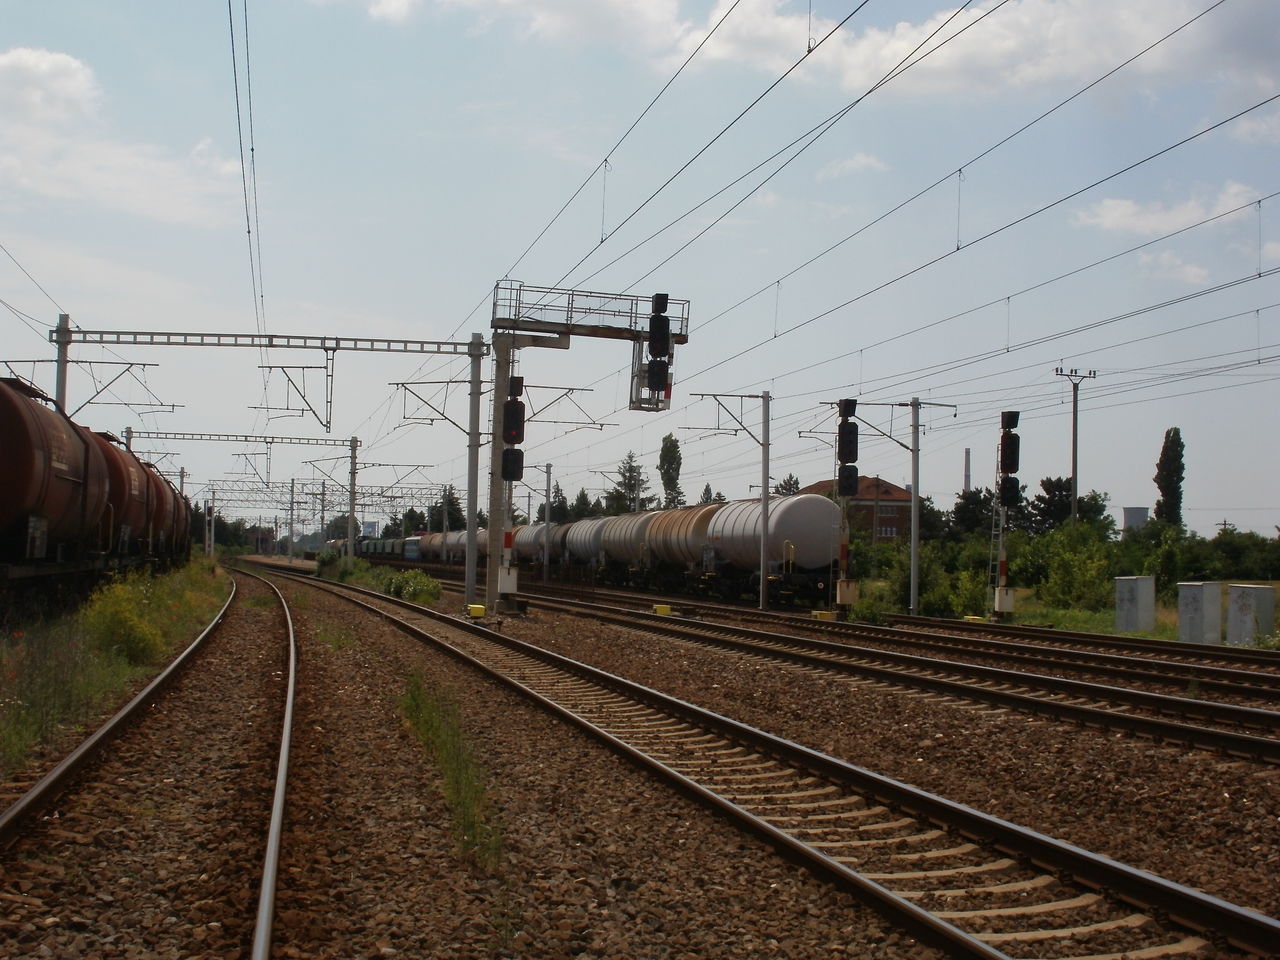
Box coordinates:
[1177,582,1221,645]
[993,587,1015,613]
[1226,584,1276,647]
[1115,576,1155,633]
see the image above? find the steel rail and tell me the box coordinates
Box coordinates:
[890,613,1280,667]
[237,569,301,960]
[520,580,1280,698]
[0,582,237,847]
[260,568,1280,957]
[257,570,1005,960]
[832,620,1280,697]
[514,592,1280,759]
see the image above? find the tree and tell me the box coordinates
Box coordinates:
[570,487,595,520]
[698,483,714,505]
[773,473,801,496]
[1026,476,1073,534]
[712,490,727,503]
[604,451,656,514]
[946,487,995,540]
[382,506,426,538]
[323,514,354,541]
[917,496,946,540]
[428,487,465,532]
[1153,427,1185,526]
[657,433,685,508]
[537,482,571,523]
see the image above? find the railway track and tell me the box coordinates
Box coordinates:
[520,581,1280,700]
[890,613,1280,669]
[266,568,1280,958]
[0,571,298,960]
[432,581,1280,761]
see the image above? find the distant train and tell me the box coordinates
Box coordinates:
[0,377,192,580]
[338,493,847,604]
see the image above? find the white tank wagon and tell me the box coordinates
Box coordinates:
[551,522,572,561]
[646,503,724,567]
[600,510,660,567]
[513,522,561,562]
[707,494,843,572]
[441,529,485,561]
[564,516,609,564]
[420,532,446,562]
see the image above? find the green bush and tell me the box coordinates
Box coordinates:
[846,580,893,623]
[81,573,167,664]
[314,549,340,578]
[951,568,989,618]
[1036,523,1112,611]
[388,569,442,605]
[2,560,228,777]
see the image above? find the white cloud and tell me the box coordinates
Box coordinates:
[1138,250,1207,285]
[368,0,420,21]
[0,47,100,122]
[816,152,887,181]
[1231,110,1280,144]
[750,188,780,208]
[0,47,239,227]
[318,0,1278,100]
[1072,181,1257,236]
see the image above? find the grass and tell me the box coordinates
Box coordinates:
[1007,595,1178,641]
[315,623,355,651]
[0,558,229,778]
[401,673,503,871]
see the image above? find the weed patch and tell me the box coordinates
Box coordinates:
[401,674,503,871]
[0,559,228,777]
[315,623,356,651]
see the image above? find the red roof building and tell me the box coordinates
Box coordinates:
[797,476,912,544]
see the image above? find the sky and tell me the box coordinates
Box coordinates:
[3,0,1278,540]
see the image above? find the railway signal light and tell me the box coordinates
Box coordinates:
[646,358,669,393]
[999,474,1020,508]
[835,398,858,498]
[648,293,671,359]
[502,399,525,445]
[501,383,526,481]
[998,409,1020,504]
[837,463,859,498]
[837,420,858,465]
[999,431,1020,475]
[501,447,524,482]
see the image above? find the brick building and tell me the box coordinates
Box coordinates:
[796,476,912,545]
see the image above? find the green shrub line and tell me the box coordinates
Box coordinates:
[401,674,504,871]
[1,558,229,778]
[315,553,443,607]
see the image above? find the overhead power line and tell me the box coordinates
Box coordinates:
[442,0,748,344]
[545,0,879,293]
[688,0,1233,344]
[687,91,1280,383]
[550,0,1219,404]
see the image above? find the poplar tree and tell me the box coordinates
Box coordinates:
[1153,427,1185,526]
[658,433,685,508]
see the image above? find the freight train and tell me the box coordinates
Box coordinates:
[0,377,192,581]
[342,493,847,604]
